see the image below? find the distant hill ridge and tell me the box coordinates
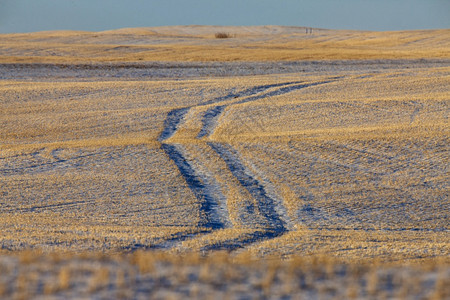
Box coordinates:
[0,26,448,62]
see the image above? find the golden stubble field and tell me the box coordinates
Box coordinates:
[0,26,449,298]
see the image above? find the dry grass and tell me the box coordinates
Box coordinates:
[1,65,448,255]
[0,27,449,63]
[0,251,448,299]
[0,25,449,298]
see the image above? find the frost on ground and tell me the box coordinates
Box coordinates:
[0,26,449,298]
[1,60,448,253]
[0,252,448,300]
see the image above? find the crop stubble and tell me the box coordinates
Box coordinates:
[0,62,448,259]
[0,27,449,299]
[0,26,449,259]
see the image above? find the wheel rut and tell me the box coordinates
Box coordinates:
[158,79,336,250]
[158,107,190,141]
[161,144,226,230]
[208,142,287,233]
[198,80,334,139]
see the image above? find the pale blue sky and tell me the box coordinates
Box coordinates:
[0,0,449,33]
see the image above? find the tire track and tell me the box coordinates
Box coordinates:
[198,80,334,139]
[158,79,336,250]
[201,230,283,251]
[147,230,212,250]
[158,107,190,141]
[235,81,333,105]
[197,105,226,138]
[159,82,302,141]
[201,81,302,106]
[160,144,225,230]
[208,142,287,233]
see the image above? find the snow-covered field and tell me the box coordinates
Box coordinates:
[0,26,449,298]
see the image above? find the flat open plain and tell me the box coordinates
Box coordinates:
[0,26,449,298]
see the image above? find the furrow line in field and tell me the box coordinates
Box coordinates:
[0,152,102,175]
[3,200,96,213]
